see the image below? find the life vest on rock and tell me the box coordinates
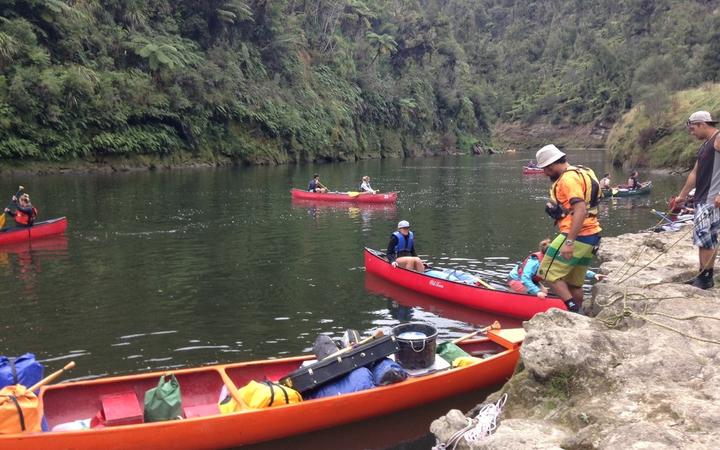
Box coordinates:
[392,231,414,256]
[14,208,37,226]
[517,252,544,283]
[549,165,602,217]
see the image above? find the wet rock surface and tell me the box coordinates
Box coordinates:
[431,226,720,449]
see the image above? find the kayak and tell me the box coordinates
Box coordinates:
[0,328,524,450]
[602,181,653,198]
[291,189,398,204]
[522,166,544,175]
[364,248,566,319]
[0,217,68,246]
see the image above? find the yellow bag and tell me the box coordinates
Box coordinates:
[451,356,483,368]
[0,385,42,434]
[219,380,302,414]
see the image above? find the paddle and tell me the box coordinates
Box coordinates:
[0,185,24,228]
[27,361,75,392]
[451,321,501,345]
[347,191,361,197]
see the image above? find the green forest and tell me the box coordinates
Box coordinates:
[0,0,718,165]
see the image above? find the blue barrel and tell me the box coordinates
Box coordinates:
[392,322,438,369]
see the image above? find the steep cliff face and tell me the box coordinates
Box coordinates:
[432,227,720,449]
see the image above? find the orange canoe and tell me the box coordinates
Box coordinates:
[0,328,524,450]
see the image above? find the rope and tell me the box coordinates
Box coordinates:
[597,288,720,345]
[433,394,508,450]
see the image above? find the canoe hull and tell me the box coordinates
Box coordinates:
[364,248,566,319]
[0,217,68,246]
[0,332,521,450]
[291,189,397,204]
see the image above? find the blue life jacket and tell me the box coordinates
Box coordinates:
[392,231,414,255]
[308,180,318,191]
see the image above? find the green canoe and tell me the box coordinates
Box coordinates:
[602,181,653,198]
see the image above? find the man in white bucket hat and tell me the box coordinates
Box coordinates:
[386,220,424,272]
[675,111,720,289]
[535,144,603,312]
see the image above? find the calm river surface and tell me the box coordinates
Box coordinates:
[0,150,684,449]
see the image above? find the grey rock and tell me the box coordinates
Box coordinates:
[431,229,720,449]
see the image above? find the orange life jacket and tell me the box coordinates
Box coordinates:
[517,251,544,283]
[14,207,37,226]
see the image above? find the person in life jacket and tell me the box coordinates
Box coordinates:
[4,194,37,227]
[627,171,640,190]
[535,144,603,313]
[508,239,607,297]
[386,220,424,273]
[308,174,328,193]
[359,176,377,194]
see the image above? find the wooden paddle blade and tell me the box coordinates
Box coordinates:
[347,192,360,197]
[0,213,5,228]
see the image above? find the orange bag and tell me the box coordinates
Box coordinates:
[0,385,42,434]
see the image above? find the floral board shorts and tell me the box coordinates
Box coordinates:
[538,233,598,287]
[693,203,720,249]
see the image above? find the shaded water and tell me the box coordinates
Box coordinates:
[0,150,684,448]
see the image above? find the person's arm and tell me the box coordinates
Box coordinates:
[387,235,398,263]
[16,205,33,215]
[520,258,541,295]
[677,161,698,201]
[561,201,586,260]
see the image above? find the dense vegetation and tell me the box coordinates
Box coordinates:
[608,83,720,169]
[0,0,718,164]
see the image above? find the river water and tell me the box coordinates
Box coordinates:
[0,150,684,448]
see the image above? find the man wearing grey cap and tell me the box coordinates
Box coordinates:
[676,111,720,289]
[386,220,425,272]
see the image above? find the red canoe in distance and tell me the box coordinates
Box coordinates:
[364,248,567,320]
[365,273,523,328]
[522,166,544,175]
[0,217,68,246]
[0,329,524,450]
[291,189,397,204]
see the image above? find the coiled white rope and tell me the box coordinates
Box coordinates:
[433,393,508,450]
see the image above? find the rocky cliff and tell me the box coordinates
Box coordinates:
[431,225,720,449]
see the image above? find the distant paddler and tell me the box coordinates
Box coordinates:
[387,220,424,273]
[308,174,328,194]
[359,176,377,195]
[2,191,37,228]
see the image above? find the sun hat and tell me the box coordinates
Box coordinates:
[687,111,718,125]
[535,144,566,168]
[397,220,410,228]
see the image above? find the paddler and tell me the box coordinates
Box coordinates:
[359,176,377,194]
[3,193,37,228]
[387,220,424,273]
[308,174,328,193]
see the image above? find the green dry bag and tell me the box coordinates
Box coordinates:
[436,342,470,364]
[144,374,182,422]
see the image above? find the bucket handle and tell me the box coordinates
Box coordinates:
[410,339,426,353]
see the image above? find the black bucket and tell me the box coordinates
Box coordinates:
[392,322,438,369]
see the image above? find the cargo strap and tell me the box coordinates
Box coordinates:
[3,394,26,431]
[10,358,18,384]
[261,381,289,406]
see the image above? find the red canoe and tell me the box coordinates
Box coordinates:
[0,328,524,450]
[364,248,566,319]
[291,188,397,204]
[0,217,68,246]
[522,166,544,175]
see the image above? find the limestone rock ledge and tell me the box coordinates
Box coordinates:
[431,227,720,449]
